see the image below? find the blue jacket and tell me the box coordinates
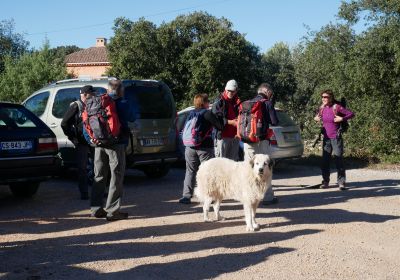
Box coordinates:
[111,94,131,145]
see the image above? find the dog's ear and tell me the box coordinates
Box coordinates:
[268,158,274,169]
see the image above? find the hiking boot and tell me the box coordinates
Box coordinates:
[320,182,329,189]
[106,212,129,221]
[262,197,279,206]
[91,208,107,218]
[178,197,191,204]
[339,183,347,191]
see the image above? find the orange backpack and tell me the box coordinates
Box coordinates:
[82,94,121,146]
[237,98,268,143]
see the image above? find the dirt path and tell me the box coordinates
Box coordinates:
[0,163,399,279]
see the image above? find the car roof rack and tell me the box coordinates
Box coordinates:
[54,76,117,85]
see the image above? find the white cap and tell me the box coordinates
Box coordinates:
[225,79,238,91]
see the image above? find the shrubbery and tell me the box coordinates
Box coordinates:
[1,1,399,162]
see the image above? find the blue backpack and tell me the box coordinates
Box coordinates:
[182,109,212,147]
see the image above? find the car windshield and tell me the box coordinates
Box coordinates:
[124,85,173,120]
[0,106,37,129]
[276,111,297,127]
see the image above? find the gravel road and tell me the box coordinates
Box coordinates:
[0,162,399,280]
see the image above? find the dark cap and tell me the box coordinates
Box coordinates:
[80,85,96,94]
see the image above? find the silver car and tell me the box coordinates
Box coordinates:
[176,106,303,161]
[263,109,304,160]
[22,77,178,178]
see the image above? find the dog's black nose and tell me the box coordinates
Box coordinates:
[258,168,264,173]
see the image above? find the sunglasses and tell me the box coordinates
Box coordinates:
[322,95,330,99]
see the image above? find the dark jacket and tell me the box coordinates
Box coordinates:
[253,94,279,127]
[111,94,131,145]
[197,109,224,149]
[211,95,240,140]
[61,99,87,145]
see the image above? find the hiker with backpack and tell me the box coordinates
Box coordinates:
[239,83,279,205]
[82,81,131,221]
[179,93,224,204]
[212,79,241,161]
[314,89,354,190]
[61,87,93,200]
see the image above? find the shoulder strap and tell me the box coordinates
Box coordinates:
[191,108,207,116]
[73,100,84,117]
[333,104,337,115]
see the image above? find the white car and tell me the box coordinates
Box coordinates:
[176,106,304,161]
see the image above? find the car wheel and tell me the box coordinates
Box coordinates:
[142,164,170,178]
[9,182,40,198]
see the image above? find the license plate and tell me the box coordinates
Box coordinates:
[1,141,33,151]
[141,138,164,147]
[283,133,298,142]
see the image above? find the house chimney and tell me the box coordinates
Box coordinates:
[96,37,107,47]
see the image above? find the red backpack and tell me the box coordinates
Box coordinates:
[237,98,268,143]
[82,94,121,146]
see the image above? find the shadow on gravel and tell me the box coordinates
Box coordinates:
[0,168,195,235]
[274,180,400,210]
[285,155,371,170]
[218,180,400,214]
[259,208,399,227]
[0,167,398,279]
[102,246,294,280]
[0,228,319,279]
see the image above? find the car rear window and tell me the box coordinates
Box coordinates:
[124,85,173,120]
[276,111,297,127]
[0,107,37,128]
[52,87,107,118]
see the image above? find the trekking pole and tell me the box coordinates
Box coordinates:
[312,128,322,148]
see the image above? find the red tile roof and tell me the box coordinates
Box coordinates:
[65,46,109,64]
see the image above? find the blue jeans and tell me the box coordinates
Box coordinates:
[321,137,346,185]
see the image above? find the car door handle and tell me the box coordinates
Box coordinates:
[49,123,58,128]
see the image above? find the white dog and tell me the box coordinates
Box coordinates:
[195,154,273,232]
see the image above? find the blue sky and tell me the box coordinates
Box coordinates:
[2,0,362,53]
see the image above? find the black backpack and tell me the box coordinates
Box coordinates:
[333,97,349,134]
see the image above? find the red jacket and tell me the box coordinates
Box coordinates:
[221,90,241,139]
